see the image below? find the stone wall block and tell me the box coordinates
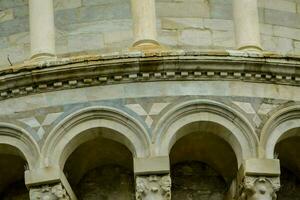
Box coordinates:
[0,9,14,23]
[179,29,212,46]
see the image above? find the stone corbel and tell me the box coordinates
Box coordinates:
[238,176,280,200]
[136,174,171,200]
[30,183,70,200]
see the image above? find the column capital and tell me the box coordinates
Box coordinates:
[136,174,171,200]
[25,167,77,200]
[30,183,70,200]
[238,176,280,200]
[231,159,281,200]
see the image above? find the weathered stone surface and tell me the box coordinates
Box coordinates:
[179,29,212,46]
[259,0,297,13]
[172,162,227,200]
[264,9,300,29]
[54,0,82,11]
[156,1,210,18]
[77,165,134,200]
[0,9,14,23]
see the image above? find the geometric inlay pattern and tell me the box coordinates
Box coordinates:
[18,112,63,140]
[126,103,169,128]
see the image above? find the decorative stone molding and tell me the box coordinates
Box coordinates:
[1,50,300,101]
[136,174,171,200]
[238,176,280,200]
[30,183,70,200]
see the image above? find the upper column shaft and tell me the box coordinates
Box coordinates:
[29,0,55,59]
[233,0,262,51]
[131,0,159,47]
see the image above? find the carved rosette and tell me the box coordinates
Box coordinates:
[136,174,171,200]
[30,183,70,200]
[238,176,280,200]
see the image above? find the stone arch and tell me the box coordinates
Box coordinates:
[42,106,150,169]
[0,123,40,169]
[260,104,300,159]
[154,99,258,166]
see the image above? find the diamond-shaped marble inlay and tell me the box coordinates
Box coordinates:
[126,103,169,128]
[18,112,63,140]
[233,101,256,114]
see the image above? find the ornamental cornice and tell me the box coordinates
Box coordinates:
[0,50,300,100]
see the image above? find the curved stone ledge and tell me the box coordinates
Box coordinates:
[0,49,300,101]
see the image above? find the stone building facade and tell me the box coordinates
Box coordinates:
[0,0,300,199]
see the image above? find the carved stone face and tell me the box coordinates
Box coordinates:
[136,175,171,200]
[248,180,275,200]
[30,188,59,200]
[29,184,69,200]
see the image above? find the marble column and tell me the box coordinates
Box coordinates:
[29,0,55,59]
[233,0,262,51]
[131,0,160,49]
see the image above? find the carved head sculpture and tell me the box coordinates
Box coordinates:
[30,184,70,200]
[136,175,171,200]
[160,175,171,200]
[240,177,280,200]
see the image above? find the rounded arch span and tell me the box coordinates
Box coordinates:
[153,99,258,166]
[260,104,300,159]
[42,106,150,169]
[0,123,40,169]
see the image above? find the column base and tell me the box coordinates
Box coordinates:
[238,45,263,52]
[131,39,165,52]
[30,53,56,61]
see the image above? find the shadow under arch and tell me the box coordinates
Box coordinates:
[0,123,40,169]
[42,106,150,169]
[260,104,300,159]
[153,99,258,167]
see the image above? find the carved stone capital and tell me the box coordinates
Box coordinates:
[136,174,171,200]
[30,183,70,200]
[238,176,280,200]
